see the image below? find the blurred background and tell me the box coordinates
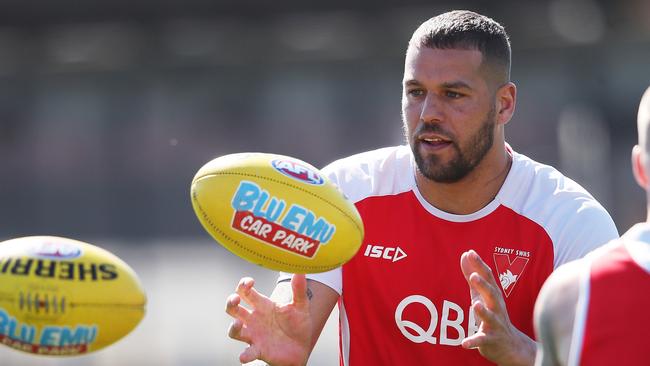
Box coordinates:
[0,0,649,364]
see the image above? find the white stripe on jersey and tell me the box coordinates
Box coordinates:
[567,258,591,366]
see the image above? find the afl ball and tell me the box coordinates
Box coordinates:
[191,153,364,273]
[0,236,146,356]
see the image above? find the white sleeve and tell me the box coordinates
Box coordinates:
[277,268,343,295]
[551,200,619,268]
[501,153,620,269]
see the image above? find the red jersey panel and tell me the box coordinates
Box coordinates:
[342,191,554,365]
[578,240,650,366]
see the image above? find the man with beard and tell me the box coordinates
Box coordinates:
[225,10,618,366]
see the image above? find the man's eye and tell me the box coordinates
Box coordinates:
[407,89,424,97]
[445,91,462,99]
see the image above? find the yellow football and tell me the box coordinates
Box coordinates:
[191,152,364,273]
[0,236,146,356]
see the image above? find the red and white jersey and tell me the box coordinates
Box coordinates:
[283,145,618,365]
[569,224,650,366]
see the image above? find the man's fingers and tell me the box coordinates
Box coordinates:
[225,294,251,321]
[236,277,256,294]
[467,250,498,286]
[461,302,493,349]
[460,251,474,280]
[461,250,495,282]
[228,318,252,344]
[461,330,487,349]
[240,344,262,364]
[470,298,499,328]
[236,277,267,306]
[460,252,481,301]
[469,272,503,310]
[291,274,309,307]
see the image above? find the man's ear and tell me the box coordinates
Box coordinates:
[632,145,648,190]
[495,82,516,126]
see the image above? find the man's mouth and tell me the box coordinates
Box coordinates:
[420,136,452,148]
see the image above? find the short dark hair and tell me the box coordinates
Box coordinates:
[409,10,511,82]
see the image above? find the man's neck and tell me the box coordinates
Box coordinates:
[415,147,512,215]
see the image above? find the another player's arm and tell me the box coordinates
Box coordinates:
[271,277,339,353]
[533,261,582,366]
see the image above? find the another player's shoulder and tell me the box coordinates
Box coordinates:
[540,238,619,296]
[538,255,586,305]
[534,254,584,336]
[321,145,414,203]
[583,237,624,262]
[588,224,650,274]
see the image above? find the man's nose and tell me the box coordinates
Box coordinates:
[420,94,444,123]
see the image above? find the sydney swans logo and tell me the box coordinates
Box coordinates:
[492,246,530,297]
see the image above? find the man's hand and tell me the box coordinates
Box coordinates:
[460,250,536,366]
[226,274,312,366]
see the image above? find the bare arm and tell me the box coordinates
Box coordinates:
[534,260,582,366]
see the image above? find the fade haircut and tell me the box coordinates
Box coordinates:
[408,10,511,84]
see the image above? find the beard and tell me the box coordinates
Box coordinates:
[408,107,496,183]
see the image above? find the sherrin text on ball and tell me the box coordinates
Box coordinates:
[0,236,146,356]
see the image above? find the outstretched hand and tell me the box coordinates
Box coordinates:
[460,250,536,366]
[226,274,312,366]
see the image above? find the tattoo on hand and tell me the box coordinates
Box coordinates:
[306,288,313,300]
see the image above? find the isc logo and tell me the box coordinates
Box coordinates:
[363,244,407,262]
